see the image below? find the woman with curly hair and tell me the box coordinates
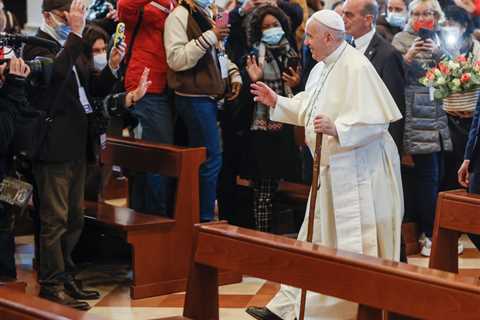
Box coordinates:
[239,5,302,232]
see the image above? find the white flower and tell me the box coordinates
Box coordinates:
[448,61,461,70]
[437,77,446,85]
[452,79,461,87]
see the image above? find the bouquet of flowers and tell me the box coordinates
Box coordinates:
[420,54,480,99]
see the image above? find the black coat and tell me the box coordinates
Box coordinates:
[22,30,116,163]
[365,33,406,152]
[0,76,28,179]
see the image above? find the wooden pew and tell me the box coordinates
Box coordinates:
[0,287,104,320]
[0,286,194,320]
[183,224,480,320]
[0,280,27,293]
[430,189,480,273]
[83,137,241,299]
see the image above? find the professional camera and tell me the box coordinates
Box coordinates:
[87,0,115,20]
[89,93,138,137]
[0,32,56,87]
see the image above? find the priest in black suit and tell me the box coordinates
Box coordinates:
[343,0,406,153]
[342,0,408,265]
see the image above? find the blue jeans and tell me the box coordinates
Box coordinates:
[175,96,222,221]
[130,94,174,214]
[412,152,444,238]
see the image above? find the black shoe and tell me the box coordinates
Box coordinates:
[64,279,100,300]
[39,288,91,311]
[246,306,283,320]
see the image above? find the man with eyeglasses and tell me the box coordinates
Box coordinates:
[23,0,122,310]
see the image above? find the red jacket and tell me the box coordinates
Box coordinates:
[118,0,171,94]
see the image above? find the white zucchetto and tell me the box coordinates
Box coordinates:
[308,10,345,32]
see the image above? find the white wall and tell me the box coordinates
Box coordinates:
[25,0,42,34]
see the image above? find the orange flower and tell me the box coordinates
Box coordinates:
[461,73,471,83]
[456,55,467,63]
[475,60,480,70]
[426,70,435,80]
[438,63,450,75]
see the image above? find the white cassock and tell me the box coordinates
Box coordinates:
[266,41,404,320]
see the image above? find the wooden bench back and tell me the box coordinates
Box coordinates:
[0,287,105,320]
[101,137,206,178]
[430,189,480,273]
[184,224,480,320]
[101,136,206,223]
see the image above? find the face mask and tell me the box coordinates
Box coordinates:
[413,19,434,32]
[51,13,71,40]
[386,12,407,28]
[93,52,108,71]
[261,27,285,45]
[194,0,213,8]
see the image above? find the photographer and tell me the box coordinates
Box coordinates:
[0,57,31,282]
[22,0,121,310]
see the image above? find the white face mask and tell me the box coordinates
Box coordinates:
[93,52,108,71]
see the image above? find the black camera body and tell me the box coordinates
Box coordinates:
[0,33,55,87]
[87,0,115,20]
[90,93,138,137]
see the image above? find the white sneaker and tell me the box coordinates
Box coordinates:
[420,237,432,257]
[458,242,464,255]
[421,237,464,257]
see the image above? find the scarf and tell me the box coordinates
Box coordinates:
[251,37,298,132]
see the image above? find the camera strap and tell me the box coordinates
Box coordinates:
[149,1,172,14]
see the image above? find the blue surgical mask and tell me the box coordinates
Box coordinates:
[386,12,407,28]
[93,53,108,71]
[261,27,285,45]
[51,14,71,40]
[194,0,213,8]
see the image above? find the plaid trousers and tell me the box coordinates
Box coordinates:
[252,178,279,232]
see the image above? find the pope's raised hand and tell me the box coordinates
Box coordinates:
[313,114,337,137]
[250,81,277,108]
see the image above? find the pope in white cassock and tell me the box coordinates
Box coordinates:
[246,9,404,320]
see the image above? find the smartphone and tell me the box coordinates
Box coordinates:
[418,28,435,41]
[286,57,300,72]
[113,22,126,48]
[216,11,230,28]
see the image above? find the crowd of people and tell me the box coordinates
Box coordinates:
[1,0,480,317]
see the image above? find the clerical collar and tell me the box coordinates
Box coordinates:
[354,28,375,54]
[323,41,347,65]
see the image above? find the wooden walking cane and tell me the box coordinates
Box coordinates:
[298,133,323,320]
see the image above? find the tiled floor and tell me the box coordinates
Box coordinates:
[13,234,480,320]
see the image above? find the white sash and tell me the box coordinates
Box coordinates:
[329,145,379,256]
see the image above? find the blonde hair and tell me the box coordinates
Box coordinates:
[408,0,445,23]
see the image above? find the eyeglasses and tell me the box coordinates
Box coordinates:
[411,10,435,18]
